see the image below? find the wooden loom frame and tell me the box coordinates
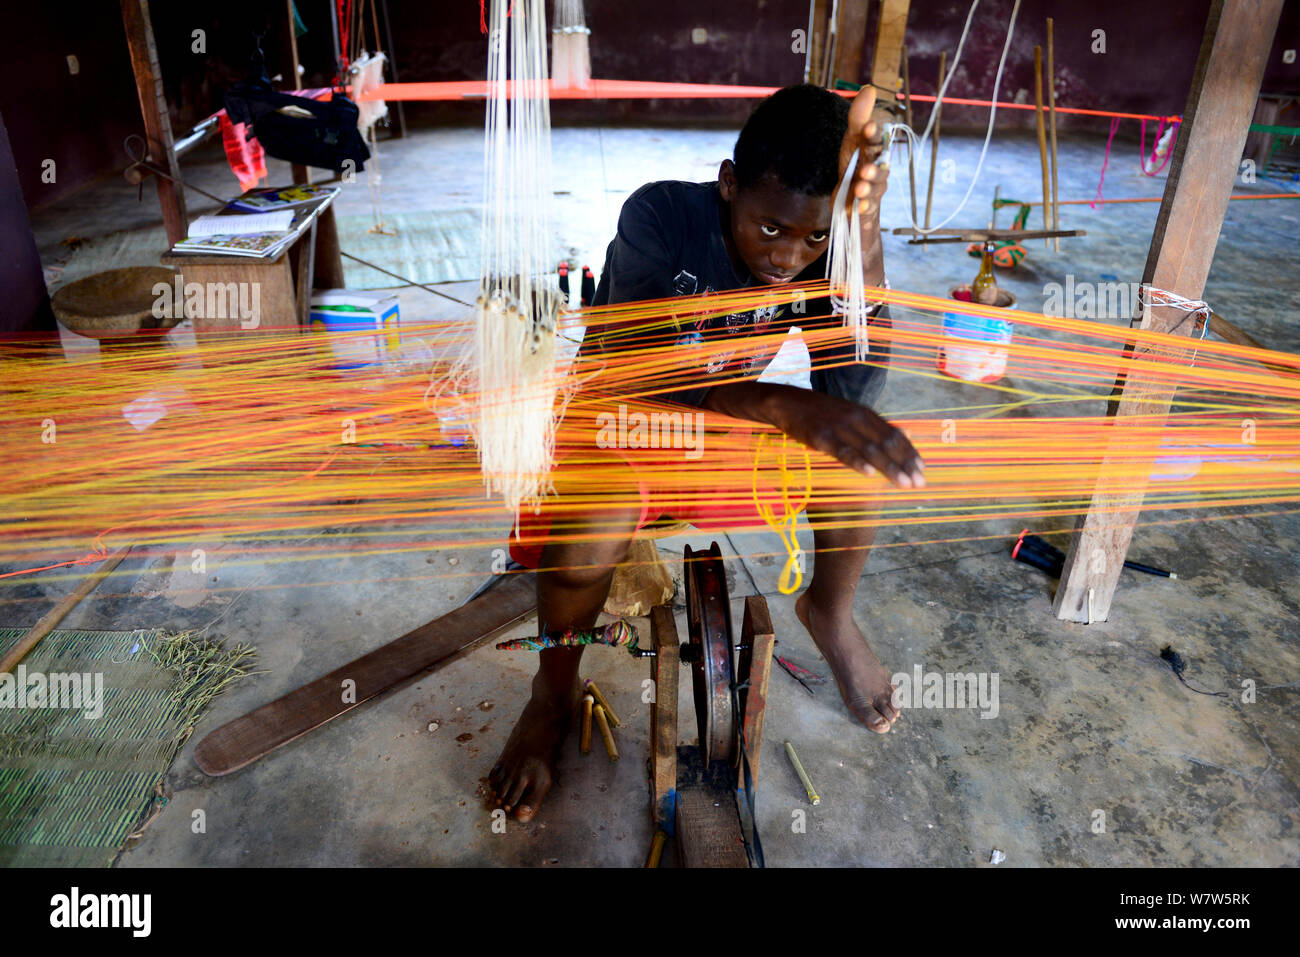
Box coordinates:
[1054,0,1285,623]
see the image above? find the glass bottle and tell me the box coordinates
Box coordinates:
[971,240,999,305]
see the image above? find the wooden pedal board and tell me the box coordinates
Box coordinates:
[195,571,536,776]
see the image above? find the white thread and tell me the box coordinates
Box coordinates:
[888,0,1023,233]
[434,0,562,521]
[551,0,591,90]
[827,149,869,359]
[1139,286,1212,365]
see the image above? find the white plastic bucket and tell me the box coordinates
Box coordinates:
[938,285,1017,383]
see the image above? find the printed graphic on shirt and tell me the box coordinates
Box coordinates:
[669,275,785,375]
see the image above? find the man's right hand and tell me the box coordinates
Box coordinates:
[705,382,926,489]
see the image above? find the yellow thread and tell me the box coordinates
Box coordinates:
[752,432,812,594]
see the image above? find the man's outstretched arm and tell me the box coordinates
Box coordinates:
[699,382,924,490]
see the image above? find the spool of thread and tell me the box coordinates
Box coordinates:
[593,703,618,762]
[583,678,621,727]
[580,694,594,754]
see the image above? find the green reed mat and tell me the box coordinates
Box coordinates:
[0,628,255,867]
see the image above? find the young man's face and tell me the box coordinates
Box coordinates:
[718,159,831,285]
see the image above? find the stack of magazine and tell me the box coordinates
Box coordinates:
[170,184,341,258]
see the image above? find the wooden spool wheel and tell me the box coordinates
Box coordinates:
[683,543,736,765]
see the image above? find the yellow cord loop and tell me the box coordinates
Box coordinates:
[752,432,812,594]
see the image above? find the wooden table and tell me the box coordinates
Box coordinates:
[160,188,344,345]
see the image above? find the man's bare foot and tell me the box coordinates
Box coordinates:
[795,591,900,733]
[488,679,582,821]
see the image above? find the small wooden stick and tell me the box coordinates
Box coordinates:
[902,45,917,227]
[1033,45,1051,250]
[593,703,618,762]
[645,829,667,868]
[580,694,594,754]
[784,740,820,805]
[1208,311,1293,376]
[582,696,595,754]
[1047,18,1060,252]
[583,677,620,727]
[0,544,132,675]
[923,50,947,247]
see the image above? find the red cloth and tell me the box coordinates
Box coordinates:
[217,110,266,192]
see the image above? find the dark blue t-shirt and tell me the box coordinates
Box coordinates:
[587,179,890,409]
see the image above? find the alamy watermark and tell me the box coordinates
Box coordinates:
[1042,277,1152,321]
[0,666,104,719]
[595,403,705,459]
[152,277,261,329]
[891,664,1000,719]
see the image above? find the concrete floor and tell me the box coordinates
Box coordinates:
[14,120,1300,867]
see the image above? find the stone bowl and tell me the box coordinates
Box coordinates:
[51,266,181,340]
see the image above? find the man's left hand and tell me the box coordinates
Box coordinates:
[837,87,890,219]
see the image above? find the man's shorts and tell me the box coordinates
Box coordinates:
[509,317,891,569]
[508,423,799,569]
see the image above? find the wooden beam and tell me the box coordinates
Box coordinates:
[1053,0,1284,624]
[674,748,749,867]
[833,0,870,88]
[804,0,824,83]
[194,572,537,775]
[1047,18,1060,252]
[893,227,1085,244]
[0,546,132,675]
[923,50,946,238]
[901,45,917,225]
[735,597,774,789]
[649,605,679,827]
[378,0,407,138]
[1033,45,1050,249]
[868,0,911,127]
[811,0,832,87]
[281,0,312,186]
[121,0,187,247]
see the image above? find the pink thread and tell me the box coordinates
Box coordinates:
[1091,117,1122,209]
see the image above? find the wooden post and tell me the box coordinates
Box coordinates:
[1047,18,1060,252]
[735,597,774,788]
[649,605,679,827]
[833,0,870,88]
[923,50,946,245]
[1033,45,1050,249]
[378,0,407,138]
[313,205,346,289]
[1053,0,1284,624]
[868,0,911,129]
[283,0,312,186]
[820,0,837,87]
[901,45,917,226]
[1244,96,1283,171]
[121,0,187,247]
[0,546,132,675]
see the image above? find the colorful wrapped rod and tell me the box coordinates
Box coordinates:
[495,619,640,654]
